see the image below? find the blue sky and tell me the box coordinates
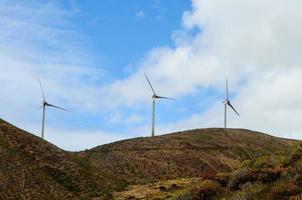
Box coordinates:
[1,0,302,151]
[62,0,191,74]
[58,0,199,133]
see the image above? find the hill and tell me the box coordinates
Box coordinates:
[0,119,124,200]
[81,128,296,185]
[114,142,302,200]
[0,119,298,199]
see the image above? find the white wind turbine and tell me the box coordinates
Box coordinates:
[144,73,175,137]
[223,79,239,128]
[39,80,67,139]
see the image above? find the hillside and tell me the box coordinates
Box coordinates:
[0,119,124,200]
[114,143,302,200]
[0,119,298,199]
[81,128,296,185]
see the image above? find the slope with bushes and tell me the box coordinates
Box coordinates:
[114,143,302,199]
[0,119,298,199]
[82,128,295,185]
[0,119,125,200]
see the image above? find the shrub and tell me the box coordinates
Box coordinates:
[228,169,259,190]
[173,193,191,200]
[228,182,267,200]
[159,185,167,191]
[212,173,229,187]
[43,166,80,192]
[189,180,223,200]
[241,160,254,168]
[231,190,254,200]
[253,156,272,169]
[243,154,289,170]
[285,143,302,167]
[257,167,285,183]
[294,174,302,187]
[271,181,301,199]
[280,170,294,181]
[272,155,290,167]
[293,158,302,172]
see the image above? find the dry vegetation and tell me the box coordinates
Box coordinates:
[83,128,295,185]
[0,119,298,199]
[0,119,125,200]
[114,143,302,200]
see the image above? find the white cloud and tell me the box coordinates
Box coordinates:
[2,0,302,151]
[109,112,143,125]
[0,1,112,149]
[0,1,104,117]
[103,0,302,139]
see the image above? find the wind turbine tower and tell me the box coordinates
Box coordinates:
[39,80,67,139]
[223,79,239,128]
[144,73,175,137]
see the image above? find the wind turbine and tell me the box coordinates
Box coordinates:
[223,79,239,128]
[39,80,67,139]
[144,73,175,137]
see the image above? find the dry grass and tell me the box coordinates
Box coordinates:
[0,119,298,199]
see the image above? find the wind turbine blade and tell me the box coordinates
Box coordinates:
[226,79,229,99]
[39,79,46,101]
[156,96,176,100]
[227,102,239,116]
[144,73,156,95]
[47,103,68,112]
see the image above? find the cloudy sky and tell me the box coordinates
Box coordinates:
[1,0,302,151]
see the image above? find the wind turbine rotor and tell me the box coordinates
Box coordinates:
[39,79,46,101]
[227,101,239,116]
[226,79,229,100]
[156,95,176,100]
[46,103,68,111]
[144,73,156,95]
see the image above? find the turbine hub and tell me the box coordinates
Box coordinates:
[223,99,229,104]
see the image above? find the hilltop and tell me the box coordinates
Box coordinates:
[82,128,295,185]
[0,119,298,199]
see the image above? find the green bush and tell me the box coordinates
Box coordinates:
[241,160,254,168]
[242,153,289,170]
[285,143,302,167]
[228,182,266,200]
[253,156,273,169]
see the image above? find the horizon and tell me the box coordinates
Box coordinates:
[1,0,302,151]
[0,117,296,152]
